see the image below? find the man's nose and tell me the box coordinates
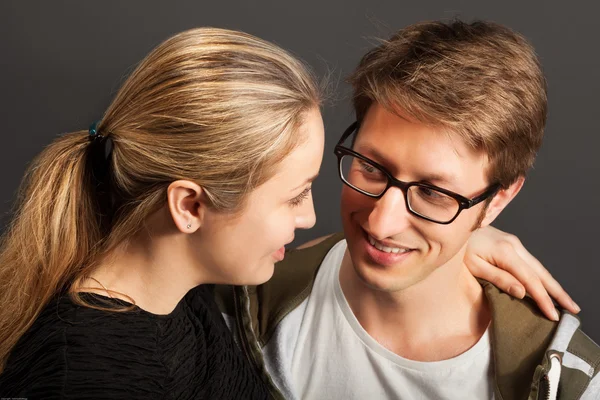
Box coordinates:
[367,187,412,240]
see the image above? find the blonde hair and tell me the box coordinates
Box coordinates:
[349,20,547,187]
[0,27,320,370]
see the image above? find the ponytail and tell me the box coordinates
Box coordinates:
[0,131,104,371]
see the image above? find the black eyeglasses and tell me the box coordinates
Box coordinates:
[334,122,501,224]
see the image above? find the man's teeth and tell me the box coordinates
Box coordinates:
[368,235,411,254]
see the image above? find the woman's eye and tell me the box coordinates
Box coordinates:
[289,187,311,207]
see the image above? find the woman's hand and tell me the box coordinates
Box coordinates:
[465,226,579,321]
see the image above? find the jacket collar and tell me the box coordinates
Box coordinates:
[481,280,558,400]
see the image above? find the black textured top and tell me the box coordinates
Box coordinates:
[0,285,270,400]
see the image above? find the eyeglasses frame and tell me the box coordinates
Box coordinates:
[333,121,502,225]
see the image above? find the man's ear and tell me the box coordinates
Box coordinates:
[166,180,209,233]
[479,176,525,228]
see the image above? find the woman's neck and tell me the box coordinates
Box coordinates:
[77,212,203,315]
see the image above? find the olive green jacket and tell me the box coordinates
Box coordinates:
[217,233,600,399]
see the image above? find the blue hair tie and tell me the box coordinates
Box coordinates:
[87,120,113,161]
[88,121,101,141]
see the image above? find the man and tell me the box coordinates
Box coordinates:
[221,20,599,399]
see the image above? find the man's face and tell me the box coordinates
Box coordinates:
[340,103,495,293]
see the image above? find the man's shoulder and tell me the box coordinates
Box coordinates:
[481,280,599,358]
[481,280,600,399]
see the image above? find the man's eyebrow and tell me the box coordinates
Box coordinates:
[417,172,458,187]
[291,173,319,192]
[356,144,458,186]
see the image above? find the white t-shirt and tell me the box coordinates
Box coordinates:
[290,240,495,400]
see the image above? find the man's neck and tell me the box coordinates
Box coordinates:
[339,247,490,361]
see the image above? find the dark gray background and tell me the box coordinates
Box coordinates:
[1,1,598,340]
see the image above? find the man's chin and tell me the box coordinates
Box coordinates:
[351,259,418,293]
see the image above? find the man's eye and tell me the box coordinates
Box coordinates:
[414,186,454,205]
[359,160,376,173]
[418,187,437,197]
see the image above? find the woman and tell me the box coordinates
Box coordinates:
[0,27,575,398]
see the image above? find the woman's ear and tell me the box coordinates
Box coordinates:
[167,180,208,233]
[479,177,525,228]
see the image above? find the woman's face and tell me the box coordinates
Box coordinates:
[196,108,325,285]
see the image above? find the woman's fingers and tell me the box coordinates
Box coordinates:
[508,237,580,313]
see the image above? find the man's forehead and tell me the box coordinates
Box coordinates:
[353,123,490,190]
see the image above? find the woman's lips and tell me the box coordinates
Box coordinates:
[272,246,286,262]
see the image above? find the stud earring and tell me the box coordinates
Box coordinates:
[186,222,192,229]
